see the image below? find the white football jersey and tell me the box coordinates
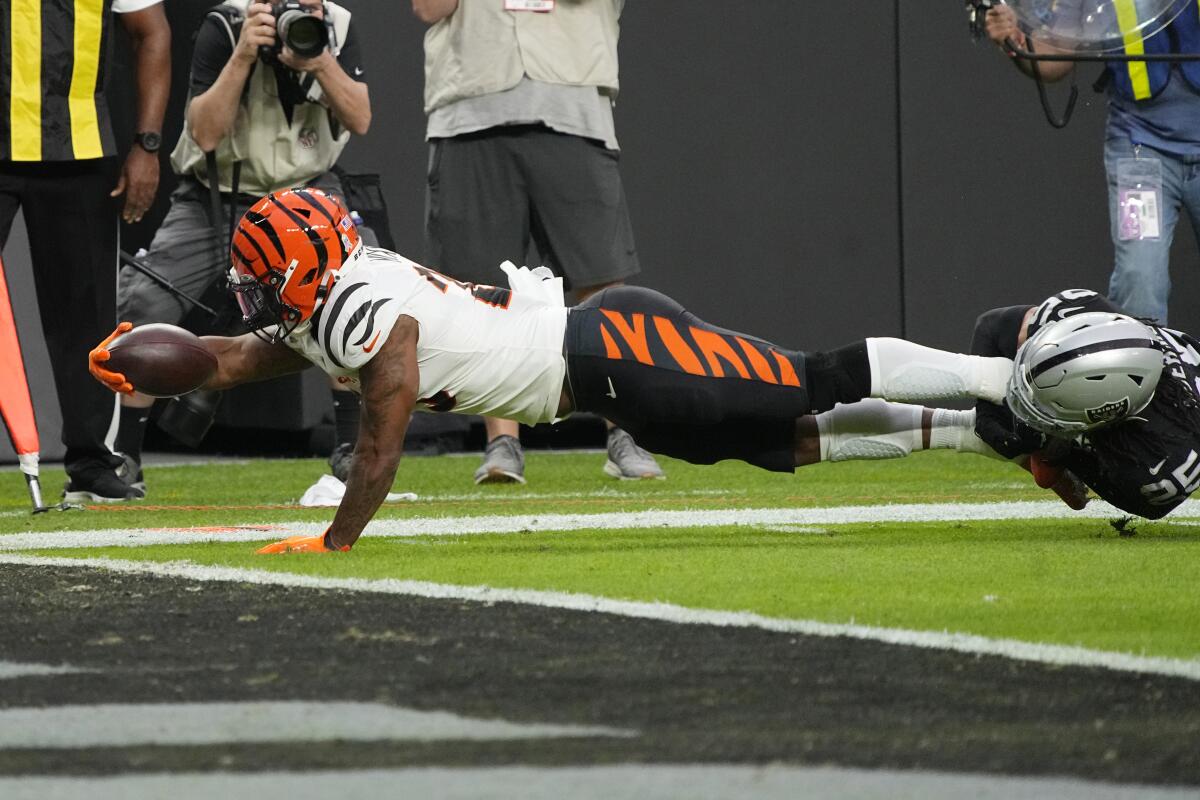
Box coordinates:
[283,247,568,425]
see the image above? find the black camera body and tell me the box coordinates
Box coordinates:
[258,0,330,62]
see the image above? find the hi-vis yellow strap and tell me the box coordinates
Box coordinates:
[1115,0,1152,99]
[68,0,105,159]
[9,0,42,161]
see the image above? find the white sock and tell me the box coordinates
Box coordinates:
[929,408,1007,461]
[816,403,1007,463]
[866,338,1012,404]
[817,399,923,462]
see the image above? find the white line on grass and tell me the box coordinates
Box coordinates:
[0,702,634,749]
[1,765,1194,800]
[1,498,1196,551]
[2,552,1198,682]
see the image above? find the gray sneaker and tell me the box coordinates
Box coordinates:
[604,427,665,480]
[329,442,354,483]
[474,435,526,484]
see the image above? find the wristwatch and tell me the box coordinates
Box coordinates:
[133,131,162,153]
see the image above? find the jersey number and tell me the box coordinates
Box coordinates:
[412,265,512,309]
[1141,449,1200,505]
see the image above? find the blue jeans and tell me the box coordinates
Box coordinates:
[1105,136,1200,324]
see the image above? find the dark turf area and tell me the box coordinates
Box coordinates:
[1,564,1198,784]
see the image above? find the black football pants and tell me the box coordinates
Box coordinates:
[564,286,871,472]
[0,159,120,474]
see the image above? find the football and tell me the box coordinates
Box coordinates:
[105,323,218,398]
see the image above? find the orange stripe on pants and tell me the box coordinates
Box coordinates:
[735,337,778,384]
[600,309,654,364]
[770,350,801,387]
[690,327,751,379]
[653,317,705,375]
[599,322,621,359]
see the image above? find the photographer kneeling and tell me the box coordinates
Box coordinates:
[115,0,371,495]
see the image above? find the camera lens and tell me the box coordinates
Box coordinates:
[277,9,327,58]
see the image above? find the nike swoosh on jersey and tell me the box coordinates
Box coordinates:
[362,331,382,353]
[1149,458,1167,476]
[606,377,617,399]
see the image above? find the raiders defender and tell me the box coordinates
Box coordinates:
[792,289,1200,520]
[89,189,1013,553]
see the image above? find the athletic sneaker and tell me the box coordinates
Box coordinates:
[604,427,665,480]
[63,457,144,503]
[329,442,354,483]
[116,452,146,495]
[473,435,526,484]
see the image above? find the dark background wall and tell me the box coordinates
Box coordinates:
[3,0,1198,461]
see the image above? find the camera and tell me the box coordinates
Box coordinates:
[259,0,329,62]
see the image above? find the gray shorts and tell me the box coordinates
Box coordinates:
[118,171,346,329]
[425,125,640,293]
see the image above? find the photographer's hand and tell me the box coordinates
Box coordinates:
[285,39,372,136]
[236,2,278,64]
[984,5,1026,50]
[278,47,334,75]
[188,1,275,151]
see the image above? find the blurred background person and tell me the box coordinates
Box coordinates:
[413,0,664,485]
[986,2,1200,325]
[0,0,170,502]
[114,0,371,495]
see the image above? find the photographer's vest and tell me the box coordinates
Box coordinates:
[422,0,622,115]
[170,0,352,195]
[1106,0,1200,100]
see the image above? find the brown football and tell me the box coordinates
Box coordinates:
[105,323,218,398]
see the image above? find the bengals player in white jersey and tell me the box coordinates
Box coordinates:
[90,189,1015,553]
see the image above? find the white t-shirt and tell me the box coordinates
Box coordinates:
[113,0,162,14]
[284,247,568,425]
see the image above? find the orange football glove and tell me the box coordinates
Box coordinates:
[89,322,134,395]
[256,531,350,554]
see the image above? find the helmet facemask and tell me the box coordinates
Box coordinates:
[227,189,362,343]
[227,263,305,344]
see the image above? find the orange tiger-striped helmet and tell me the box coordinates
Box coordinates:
[228,188,362,342]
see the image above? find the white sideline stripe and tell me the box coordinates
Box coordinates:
[2,498,1197,552]
[3,553,1199,682]
[0,765,1193,800]
[0,702,634,749]
[416,488,732,502]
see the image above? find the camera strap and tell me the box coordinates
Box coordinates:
[205,151,226,262]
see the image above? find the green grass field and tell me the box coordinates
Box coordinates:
[3,450,1199,660]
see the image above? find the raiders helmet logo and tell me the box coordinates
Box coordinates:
[1086,397,1130,424]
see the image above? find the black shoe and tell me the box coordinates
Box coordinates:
[63,458,144,503]
[329,442,354,483]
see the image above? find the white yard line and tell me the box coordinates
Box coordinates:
[0,765,1193,800]
[2,552,1198,682]
[0,702,634,749]
[1,498,1197,551]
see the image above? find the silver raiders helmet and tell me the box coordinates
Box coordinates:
[1007,311,1164,436]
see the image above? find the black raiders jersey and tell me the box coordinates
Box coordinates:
[1024,290,1200,519]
